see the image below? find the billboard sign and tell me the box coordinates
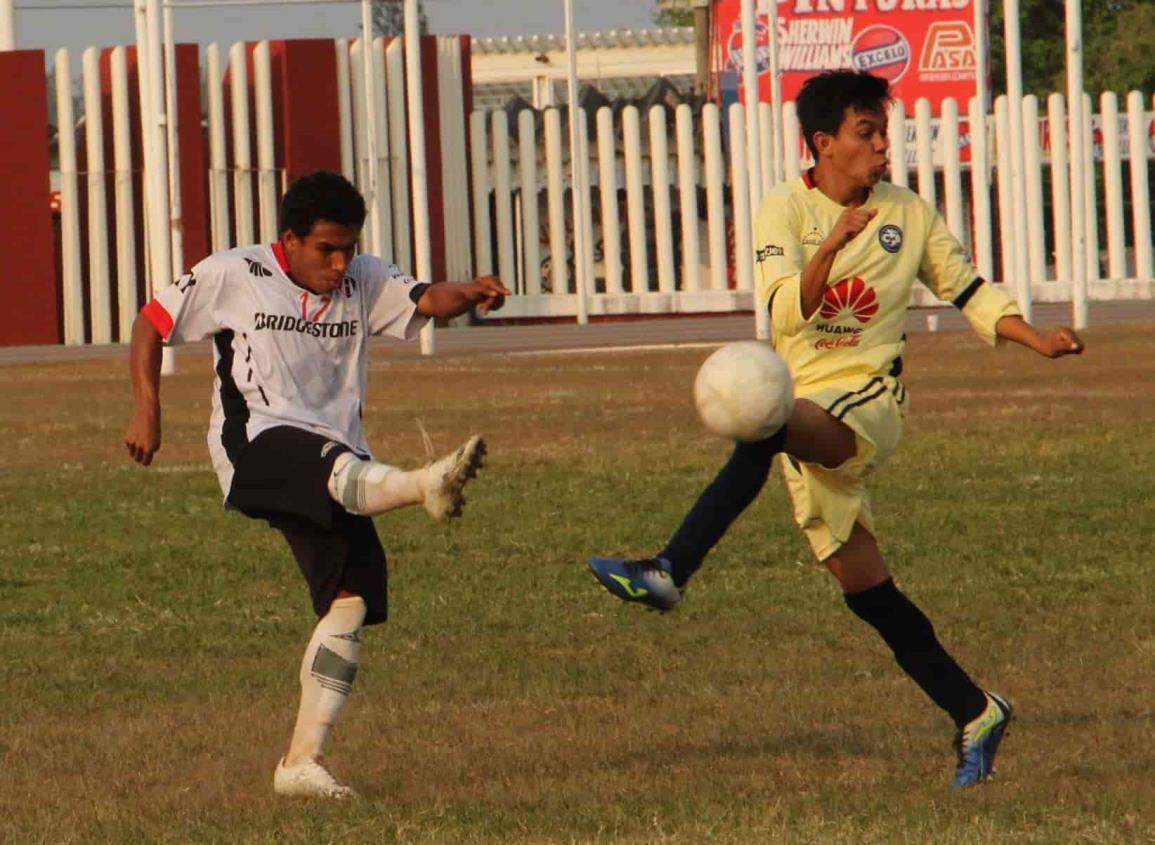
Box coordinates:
[716,0,982,114]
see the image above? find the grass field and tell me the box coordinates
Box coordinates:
[1,324,1153,844]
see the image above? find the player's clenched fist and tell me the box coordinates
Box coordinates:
[468,275,512,315]
[125,404,161,466]
[826,206,879,252]
[1036,326,1084,358]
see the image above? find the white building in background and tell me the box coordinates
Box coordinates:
[470,26,696,110]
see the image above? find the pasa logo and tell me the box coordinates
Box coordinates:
[919,22,976,74]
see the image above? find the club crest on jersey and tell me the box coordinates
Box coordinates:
[820,276,879,324]
[879,224,903,253]
[343,276,357,298]
[802,226,825,246]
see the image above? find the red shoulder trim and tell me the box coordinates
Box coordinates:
[802,168,816,189]
[272,241,291,274]
[141,299,174,340]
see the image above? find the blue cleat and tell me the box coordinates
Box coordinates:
[588,556,682,612]
[952,691,1013,788]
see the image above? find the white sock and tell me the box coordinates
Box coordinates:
[327,452,425,516]
[284,595,367,767]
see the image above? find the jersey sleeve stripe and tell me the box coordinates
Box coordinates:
[140,299,174,339]
[952,278,985,310]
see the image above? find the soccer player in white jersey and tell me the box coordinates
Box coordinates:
[124,171,511,798]
[589,71,1084,788]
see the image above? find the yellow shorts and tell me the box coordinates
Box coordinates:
[779,376,908,561]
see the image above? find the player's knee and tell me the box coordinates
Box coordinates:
[327,594,367,625]
[328,456,401,515]
[328,453,366,513]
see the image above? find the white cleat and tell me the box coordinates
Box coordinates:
[422,434,486,520]
[273,756,356,799]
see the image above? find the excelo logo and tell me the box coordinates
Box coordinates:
[851,25,911,83]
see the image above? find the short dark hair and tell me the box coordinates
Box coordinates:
[278,171,367,237]
[795,70,892,159]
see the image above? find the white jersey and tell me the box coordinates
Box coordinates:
[142,243,429,497]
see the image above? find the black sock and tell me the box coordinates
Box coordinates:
[660,426,787,587]
[843,578,988,727]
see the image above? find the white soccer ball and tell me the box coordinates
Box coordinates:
[693,341,794,442]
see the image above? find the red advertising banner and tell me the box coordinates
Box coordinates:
[715,0,982,115]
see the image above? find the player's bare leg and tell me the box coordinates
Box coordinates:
[829,522,1011,787]
[275,593,365,799]
[781,398,858,468]
[326,435,486,520]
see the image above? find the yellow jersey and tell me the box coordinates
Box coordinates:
[754,172,1020,391]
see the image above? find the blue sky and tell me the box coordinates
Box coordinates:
[13,0,660,55]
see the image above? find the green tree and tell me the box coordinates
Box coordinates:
[987,0,1151,98]
[1082,0,1155,95]
[655,8,695,26]
[372,0,427,38]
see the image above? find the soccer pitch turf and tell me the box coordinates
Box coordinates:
[1,324,1152,844]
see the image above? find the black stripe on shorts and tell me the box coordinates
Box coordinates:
[826,377,883,418]
[834,382,889,420]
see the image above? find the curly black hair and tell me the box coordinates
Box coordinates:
[277,171,367,237]
[795,70,892,159]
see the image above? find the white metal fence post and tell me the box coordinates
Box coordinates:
[596,106,623,296]
[517,109,542,296]
[55,49,84,345]
[1126,91,1153,280]
[82,47,112,344]
[675,103,701,294]
[649,105,676,295]
[1047,94,1072,286]
[1099,92,1126,280]
[703,103,727,293]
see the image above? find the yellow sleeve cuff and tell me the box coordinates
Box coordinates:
[955,280,1021,346]
[759,273,820,337]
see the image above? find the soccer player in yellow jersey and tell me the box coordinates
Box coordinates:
[589,70,1083,788]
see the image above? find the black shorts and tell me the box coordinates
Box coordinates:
[226,426,389,625]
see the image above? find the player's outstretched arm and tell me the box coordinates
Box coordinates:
[415,275,513,319]
[125,313,164,466]
[995,315,1085,359]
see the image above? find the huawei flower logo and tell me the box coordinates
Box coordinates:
[820,277,878,323]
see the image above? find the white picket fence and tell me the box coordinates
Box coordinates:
[54,35,472,345]
[51,34,1155,344]
[468,92,1155,321]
